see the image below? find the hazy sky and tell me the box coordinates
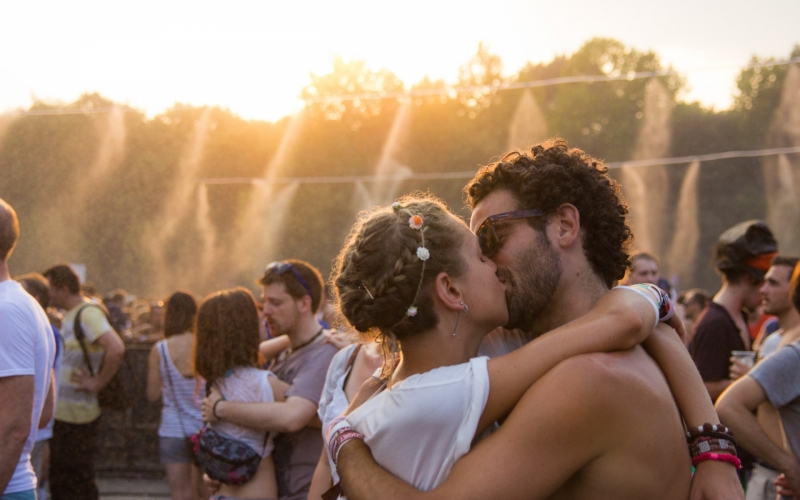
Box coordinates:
[2,0,798,121]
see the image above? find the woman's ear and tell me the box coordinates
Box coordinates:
[433,271,464,312]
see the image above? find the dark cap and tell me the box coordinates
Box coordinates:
[714,220,778,274]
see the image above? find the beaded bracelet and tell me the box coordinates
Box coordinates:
[692,452,742,469]
[686,423,732,439]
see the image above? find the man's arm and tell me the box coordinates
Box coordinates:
[717,376,800,491]
[641,324,744,500]
[207,394,318,433]
[338,356,613,500]
[0,375,34,493]
[146,345,162,402]
[38,372,56,429]
[705,380,732,401]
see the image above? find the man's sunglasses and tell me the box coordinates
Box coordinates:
[264,261,313,297]
[476,209,544,257]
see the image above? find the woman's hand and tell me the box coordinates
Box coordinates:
[689,460,744,500]
[201,387,223,423]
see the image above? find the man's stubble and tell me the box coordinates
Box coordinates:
[502,230,562,335]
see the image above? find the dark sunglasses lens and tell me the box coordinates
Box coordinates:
[477,223,496,257]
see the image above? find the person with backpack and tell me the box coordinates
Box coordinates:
[146,291,207,500]
[193,288,288,500]
[42,264,125,500]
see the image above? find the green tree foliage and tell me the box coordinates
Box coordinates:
[1,40,797,296]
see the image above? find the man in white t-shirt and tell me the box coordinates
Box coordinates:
[0,198,56,500]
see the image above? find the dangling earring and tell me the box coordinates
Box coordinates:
[452,301,468,337]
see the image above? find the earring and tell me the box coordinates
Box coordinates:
[453,301,468,337]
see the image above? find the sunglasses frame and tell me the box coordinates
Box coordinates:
[476,209,545,257]
[264,261,313,297]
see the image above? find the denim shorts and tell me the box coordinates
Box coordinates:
[159,436,195,464]
[1,490,36,500]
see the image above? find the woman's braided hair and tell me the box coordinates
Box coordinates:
[332,193,467,375]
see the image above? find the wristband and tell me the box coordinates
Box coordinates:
[328,426,364,465]
[692,452,742,469]
[614,285,659,328]
[212,398,224,420]
[631,283,675,323]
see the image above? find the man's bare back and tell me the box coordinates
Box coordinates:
[413,347,688,500]
[335,345,691,500]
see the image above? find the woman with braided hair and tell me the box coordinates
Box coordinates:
[322,193,711,494]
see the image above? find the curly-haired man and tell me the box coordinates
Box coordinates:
[334,139,743,500]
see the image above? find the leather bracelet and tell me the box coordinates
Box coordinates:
[686,423,732,439]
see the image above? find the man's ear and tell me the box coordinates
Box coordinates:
[551,203,581,249]
[433,272,464,313]
[296,294,313,314]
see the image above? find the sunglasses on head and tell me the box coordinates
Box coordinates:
[476,209,545,257]
[264,261,313,297]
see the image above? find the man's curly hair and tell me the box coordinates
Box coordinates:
[465,138,632,288]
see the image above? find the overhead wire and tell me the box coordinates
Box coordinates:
[199,146,800,186]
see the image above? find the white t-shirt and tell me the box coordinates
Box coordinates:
[346,357,491,491]
[211,367,276,457]
[0,280,55,494]
[318,344,359,483]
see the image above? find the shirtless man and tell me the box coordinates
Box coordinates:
[333,140,743,499]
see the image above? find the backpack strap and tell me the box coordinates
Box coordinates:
[73,305,96,377]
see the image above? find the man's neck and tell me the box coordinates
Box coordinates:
[713,282,746,319]
[64,294,86,312]
[0,261,9,283]
[778,308,800,334]
[530,266,608,335]
[780,323,800,346]
[287,314,323,348]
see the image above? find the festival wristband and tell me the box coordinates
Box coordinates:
[632,283,675,323]
[613,285,659,328]
[328,426,364,465]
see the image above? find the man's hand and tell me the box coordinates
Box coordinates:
[728,358,750,380]
[688,460,744,500]
[71,368,102,393]
[774,461,800,498]
[201,387,223,423]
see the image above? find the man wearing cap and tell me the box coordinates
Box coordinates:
[202,260,338,500]
[689,220,778,402]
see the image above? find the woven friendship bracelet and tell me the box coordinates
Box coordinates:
[613,285,659,328]
[692,452,742,469]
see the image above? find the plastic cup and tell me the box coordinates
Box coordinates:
[731,350,756,368]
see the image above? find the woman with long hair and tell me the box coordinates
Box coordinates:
[146,291,207,500]
[193,287,285,500]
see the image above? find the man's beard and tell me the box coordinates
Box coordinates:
[502,232,562,334]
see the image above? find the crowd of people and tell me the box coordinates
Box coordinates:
[3,138,800,500]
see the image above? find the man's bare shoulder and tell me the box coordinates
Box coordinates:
[539,348,673,412]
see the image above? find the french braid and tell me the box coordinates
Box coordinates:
[332,193,467,375]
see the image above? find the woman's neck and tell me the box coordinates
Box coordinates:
[391,322,486,385]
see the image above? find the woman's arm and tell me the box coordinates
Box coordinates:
[480,287,657,430]
[259,335,291,361]
[308,450,333,500]
[146,344,162,402]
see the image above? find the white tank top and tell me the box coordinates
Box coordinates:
[157,340,204,438]
[346,356,491,490]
